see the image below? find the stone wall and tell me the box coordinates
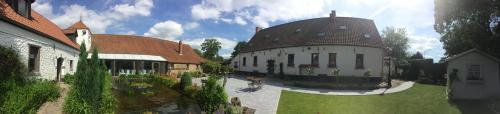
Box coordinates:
[0,21,80,80]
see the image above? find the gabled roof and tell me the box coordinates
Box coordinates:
[241,17,384,53]
[445,48,500,62]
[63,20,90,34]
[0,1,79,50]
[91,34,205,64]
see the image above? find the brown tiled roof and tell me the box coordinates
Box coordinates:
[63,20,89,34]
[241,17,384,53]
[91,34,205,64]
[0,1,80,50]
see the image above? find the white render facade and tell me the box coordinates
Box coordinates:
[232,45,384,77]
[447,49,500,99]
[0,20,79,80]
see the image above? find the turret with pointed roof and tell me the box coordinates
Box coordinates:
[64,20,92,51]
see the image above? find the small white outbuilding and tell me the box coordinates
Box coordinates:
[446,48,500,99]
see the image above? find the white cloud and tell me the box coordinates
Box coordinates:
[184,37,237,50]
[184,22,200,30]
[144,20,183,40]
[112,0,154,19]
[32,0,154,33]
[119,30,137,35]
[408,36,440,53]
[190,0,332,27]
[184,37,238,59]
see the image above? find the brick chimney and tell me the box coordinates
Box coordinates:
[255,27,262,33]
[329,10,336,19]
[178,40,183,55]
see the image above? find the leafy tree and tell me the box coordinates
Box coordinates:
[231,41,247,58]
[195,76,227,114]
[434,0,500,57]
[0,45,25,83]
[381,26,409,62]
[410,52,424,59]
[201,39,222,60]
[194,49,203,57]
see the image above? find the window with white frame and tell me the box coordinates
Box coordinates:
[466,64,481,80]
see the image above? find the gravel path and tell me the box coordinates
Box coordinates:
[37,82,69,114]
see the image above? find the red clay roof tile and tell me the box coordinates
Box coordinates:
[91,34,205,64]
[0,1,80,50]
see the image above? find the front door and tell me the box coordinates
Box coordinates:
[152,62,160,75]
[56,58,64,81]
[279,63,284,76]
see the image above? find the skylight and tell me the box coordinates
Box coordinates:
[363,33,371,38]
[317,32,325,37]
[295,29,302,33]
[338,25,347,30]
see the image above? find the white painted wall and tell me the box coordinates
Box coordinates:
[448,52,500,99]
[0,20,80,80]
[232,45,384,77]
[75,29,91,51]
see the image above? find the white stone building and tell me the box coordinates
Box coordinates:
[446,48,500,99]
[0,0,80,81]
[231,11,386,77]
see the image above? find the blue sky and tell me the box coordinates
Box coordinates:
[33,0,444,61]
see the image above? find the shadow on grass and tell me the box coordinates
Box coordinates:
[450,99,499,114]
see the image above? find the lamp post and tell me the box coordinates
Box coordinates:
[386,47,393,88]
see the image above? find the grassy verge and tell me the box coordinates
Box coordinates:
[0,80,60,114]
[277,84,462,114]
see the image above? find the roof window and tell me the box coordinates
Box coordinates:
[272,38,279,42]
[295,29,302,33]
[363,33,371,38]
[265,34,270,38]
[317,32,326,37]
[338,25,347,30]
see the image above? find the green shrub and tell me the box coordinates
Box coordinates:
[180,72,193,91]
[0,80,60,114]
[64,74,75,85]
[195,76,228,114]
[152,76,177,88]
[0,45,25,83]
[201,61,222,74]
[64,43,116,113]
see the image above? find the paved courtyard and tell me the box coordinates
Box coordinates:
[195,75,414,114]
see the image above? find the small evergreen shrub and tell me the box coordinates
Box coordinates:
[195,76,228,114]
[180,72,193,91]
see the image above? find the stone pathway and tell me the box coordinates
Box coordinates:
[219,75,415,114]
[37,82,69,114]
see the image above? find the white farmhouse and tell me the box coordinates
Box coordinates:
[446,48,500,99]
[231,11,385,77]
[0,0,80,81]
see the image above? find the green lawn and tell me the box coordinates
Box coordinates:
[277,84,494,114]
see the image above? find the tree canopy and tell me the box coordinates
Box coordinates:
[410,52,424,59]
[193,48,203,57]
[381,26,409,63]
[434,0,500,57]
[231,41,247,58]
[201,39,222,60]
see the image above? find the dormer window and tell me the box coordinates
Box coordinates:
[317,32,325,37]
[338,25,347,30]
[363,33,371,38]
[6,0,33,18]
[295,29,302,33]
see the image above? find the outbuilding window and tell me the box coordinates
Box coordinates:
[287,54,295,67]
[355,54,364,69]
[253,56,258,67]
[28,45,40,73]
[69,60,74,71]
[328,53,337,68]
[311,53,319,67]
[243,57,247,66]
[466,64,481,80]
